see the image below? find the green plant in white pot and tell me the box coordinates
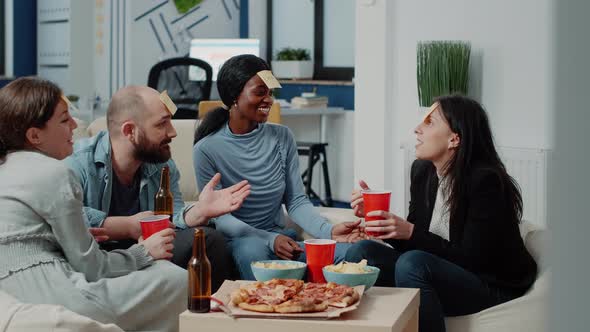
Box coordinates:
[417,41,471,107]
[271,48,313,79]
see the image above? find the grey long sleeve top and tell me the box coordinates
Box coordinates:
[193,123,333,251]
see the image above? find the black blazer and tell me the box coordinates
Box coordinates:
[388,160,537,292]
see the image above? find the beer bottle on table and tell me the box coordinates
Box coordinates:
[154,166,173,219]
[188,228,211,313]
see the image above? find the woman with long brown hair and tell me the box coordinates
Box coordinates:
[0,77,185,332]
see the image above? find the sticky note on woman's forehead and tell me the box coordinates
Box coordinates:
[60,95,78,113]
[423,102,440,122]
[159,90,177,115]
[257,70,282,89]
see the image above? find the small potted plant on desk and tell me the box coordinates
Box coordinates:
[271,48,314,79]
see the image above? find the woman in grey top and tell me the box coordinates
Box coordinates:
[193,55,364,280]
[0,77,185,332]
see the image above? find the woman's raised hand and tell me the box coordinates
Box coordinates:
[364,210,415,240]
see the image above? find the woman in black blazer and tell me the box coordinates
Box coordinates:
[345,95,537,332]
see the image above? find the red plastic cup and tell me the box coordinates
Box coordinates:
[362,190,392,237]
[139,215,170,239]
[304,239,336,283]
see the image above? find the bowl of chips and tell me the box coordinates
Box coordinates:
[251,260,307,281]
[322,259,380,290]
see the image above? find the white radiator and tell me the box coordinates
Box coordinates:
[401,145,549,227]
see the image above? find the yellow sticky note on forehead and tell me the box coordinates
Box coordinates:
[60,95,72,106]
[159,90,177,115]
[257,70,282,89]
[422,102,440,122]
[60,95,78,113]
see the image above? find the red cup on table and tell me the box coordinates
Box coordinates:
[362,190,392,237]
[139,214,170,239]
[304,239,336,283]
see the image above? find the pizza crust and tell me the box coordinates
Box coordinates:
[238,302,275,313]
[274,298,328,313]
[328,290,360,308]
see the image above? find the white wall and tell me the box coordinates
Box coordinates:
[92,0,240,106]
[355,0,554,216]
[323,0,355,67]
[282,112,355,202]
[248,0,268,61]
[271,0,314,59]
[549,0,590,330]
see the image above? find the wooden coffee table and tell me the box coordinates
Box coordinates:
[179,286,420,332]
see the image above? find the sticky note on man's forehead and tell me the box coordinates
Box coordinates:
[257,70,282,89]
[159,90,177,115]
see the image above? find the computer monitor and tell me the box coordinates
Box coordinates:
[189,38,260,81]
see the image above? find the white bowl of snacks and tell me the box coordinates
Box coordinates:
[251,260,307,281]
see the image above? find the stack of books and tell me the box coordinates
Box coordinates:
[290,95,329,108]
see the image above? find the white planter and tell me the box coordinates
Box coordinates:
[271,60,314,79]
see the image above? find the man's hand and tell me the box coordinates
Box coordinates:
[126,211,155,240]
[273,235,304,260]
[89,227,109,242]
[350,180,370,218]
[101,211,155,241]
[331,220,367,243]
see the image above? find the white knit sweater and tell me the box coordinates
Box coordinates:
[0,151,153,280]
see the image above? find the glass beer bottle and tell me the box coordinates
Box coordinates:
[188,229,211,313]
[154,166,173,219]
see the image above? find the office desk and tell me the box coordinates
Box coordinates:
[281,107,348,143]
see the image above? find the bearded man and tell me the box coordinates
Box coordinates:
[66,86,249,291]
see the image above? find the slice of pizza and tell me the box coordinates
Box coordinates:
[238,297,276,313]
[231,279,305,313]
[273,296,328,313]
[325,282,360,308]
[298,282,360,308]
[230,281,264,305]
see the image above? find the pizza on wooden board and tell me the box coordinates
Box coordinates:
[230,279,360,313]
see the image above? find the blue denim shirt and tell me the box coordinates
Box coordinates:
[65,131,190,229]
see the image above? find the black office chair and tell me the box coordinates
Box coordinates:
[147,57,213,119]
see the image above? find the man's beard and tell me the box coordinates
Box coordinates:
[133,130,172,164]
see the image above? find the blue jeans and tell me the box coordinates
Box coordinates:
[228,230,353,280]
[345,240,519,332]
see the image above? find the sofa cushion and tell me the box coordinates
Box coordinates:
[518,220,550,274]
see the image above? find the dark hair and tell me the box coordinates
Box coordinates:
[436,95,523,223]
[0,77,62,162]
[194,54,270,144]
